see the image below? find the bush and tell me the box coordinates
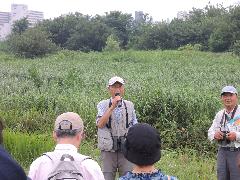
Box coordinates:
[232,40,240,56]
[6,28,58,58]
[103,34,121,52]
[178,44,203,51]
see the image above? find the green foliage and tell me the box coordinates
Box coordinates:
[232,40,240,56]
[103,11,133,49]
[103,34,121,52]
[178,44,203,51]
[38,13,109,52]
[159,149,216,180]
[0,50,239,154]
[3,130,100,170]
[6,27,58,58]
[12,17,29,34]
[208,23,233,52]
[4,130,216,178]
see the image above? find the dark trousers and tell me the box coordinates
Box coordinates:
[217,147,240,180]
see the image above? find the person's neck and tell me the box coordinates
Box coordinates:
[132,165,157,174]
[225,105,237,113]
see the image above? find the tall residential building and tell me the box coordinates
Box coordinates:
[177,11,188,20]
[0,4,44,40]
[135,11,144,23]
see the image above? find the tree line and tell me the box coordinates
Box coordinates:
[2,4,240,58]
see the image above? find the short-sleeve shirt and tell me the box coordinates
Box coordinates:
[119,170,178,180]
[96,98,138,125]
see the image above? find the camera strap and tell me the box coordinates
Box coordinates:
[220,105,238,128]
[106,99,129,129]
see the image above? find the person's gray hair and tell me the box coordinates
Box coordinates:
[55,129,81,138]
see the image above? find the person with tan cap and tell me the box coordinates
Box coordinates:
[208,85,240,180]
[96,76,138,180]
[28,112,104,180]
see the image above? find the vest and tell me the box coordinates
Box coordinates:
[97,99,135,151]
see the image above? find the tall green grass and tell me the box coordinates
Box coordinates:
[1,49,240,153]
[3,129,216,179]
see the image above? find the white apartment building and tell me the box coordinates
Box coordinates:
[0,4,44,40]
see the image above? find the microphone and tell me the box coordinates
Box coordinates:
[115,92,122,107]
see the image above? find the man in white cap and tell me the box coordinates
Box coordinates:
[96,76,138,180]
[28,112,104,180]
[208,86,240,180]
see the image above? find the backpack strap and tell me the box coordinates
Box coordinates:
[43,153,53,160]
[43,152,91,162]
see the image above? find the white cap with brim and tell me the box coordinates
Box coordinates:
[108,76,125,87]
[221,86,238,95]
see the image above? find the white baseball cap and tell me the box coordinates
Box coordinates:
[221,86,238,95]
[108,76,125,87]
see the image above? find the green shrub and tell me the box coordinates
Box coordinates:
[0,50,239,154]
[232,40,240,56]
[178,44,203,51]
[103,34,121,52]
[6,28,58,58]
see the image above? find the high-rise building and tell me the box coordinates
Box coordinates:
[0,4,44,40]
[135,11,144,23]
[177,11,188,20]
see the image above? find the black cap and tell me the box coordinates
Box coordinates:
[123,123,161,166]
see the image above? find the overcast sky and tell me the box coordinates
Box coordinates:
[0,0,240,21]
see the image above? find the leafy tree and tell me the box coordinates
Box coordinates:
[39,13,89,47]
[103,34,121,52]
[12,17,29,34]
[6,27,58,58]
[103,11,133,49]
[64,20,109,51]
[208,22,233,52]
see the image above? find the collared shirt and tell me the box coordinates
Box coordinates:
[119,170,178,180]
[28,144,105,180]
[96,98,138,125]
[208,105,240,148]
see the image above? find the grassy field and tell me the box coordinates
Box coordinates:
[1,49,239,179]
[3,130,216,179]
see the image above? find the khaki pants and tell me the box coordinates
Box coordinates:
[100,151,133,180]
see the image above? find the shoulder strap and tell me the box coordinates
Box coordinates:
[220,105,238,127]
[123,100,129,128]
[106,99,112,128]
[43,153,53,160]
[43,153,91,162]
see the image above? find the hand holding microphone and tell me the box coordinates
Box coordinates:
[115,92,122,107]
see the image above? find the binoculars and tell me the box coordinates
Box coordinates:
[113,136,125,152]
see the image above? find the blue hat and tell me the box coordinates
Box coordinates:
[221,86,238,96]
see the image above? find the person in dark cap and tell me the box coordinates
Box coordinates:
[119,123,178,180]
[208,86,240,180]
[0,120,29,180]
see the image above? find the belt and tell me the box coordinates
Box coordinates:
[220,147,240,152]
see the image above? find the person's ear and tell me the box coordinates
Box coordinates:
[52,131,57,142]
